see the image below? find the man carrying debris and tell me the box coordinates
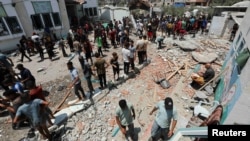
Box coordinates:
[67,61,86,101]
[115,99,136,141]
[149,97,178,141]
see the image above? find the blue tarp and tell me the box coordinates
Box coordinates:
[174,3,185,8]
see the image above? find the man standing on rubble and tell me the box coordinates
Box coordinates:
[115,99,136,141]
[136,36,145,65]
[92,52,109,90]
[149,97,178,141]
[67,61,86,101]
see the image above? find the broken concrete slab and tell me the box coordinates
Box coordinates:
[176,40,199,51]
[37,67,46,72]
[53,110,71,125]
[68,102,85,113]
[195,91,208,99]
[191,52,218,63]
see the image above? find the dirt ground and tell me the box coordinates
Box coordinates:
[0,32,100,141]
[0,30,229,141]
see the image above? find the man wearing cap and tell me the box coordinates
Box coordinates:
[149,97,178,141]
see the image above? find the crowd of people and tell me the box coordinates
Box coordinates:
[0,61,54,140]
[0,27,66,140]
[0,13,223,141]
[135,14,212,42]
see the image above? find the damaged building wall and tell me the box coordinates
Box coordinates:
[215,4,250,124]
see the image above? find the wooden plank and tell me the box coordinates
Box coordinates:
[166,59,173,72]
[166,64,184,81]
[53,87,73,114]
[182,64,201,83]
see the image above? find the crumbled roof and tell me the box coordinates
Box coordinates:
[232,1,250,7]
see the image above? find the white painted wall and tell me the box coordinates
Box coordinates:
[223,4,250,124]
[23,0,60,14]
[21,0,64,36]
[0,0,24,52]
[209,16,227,37]
[99,6,130,22]
[0,0,69,52]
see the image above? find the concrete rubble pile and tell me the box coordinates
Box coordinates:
[51,88,130,141]
[3,32,232,141]
[50,37,231,141]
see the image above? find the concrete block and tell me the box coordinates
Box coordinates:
[68,101,85,113]
[53,108,73,125]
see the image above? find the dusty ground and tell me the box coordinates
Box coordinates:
[0,29,231,141]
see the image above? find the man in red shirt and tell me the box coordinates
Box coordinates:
[26,80,45,100]
[109,28,117,48]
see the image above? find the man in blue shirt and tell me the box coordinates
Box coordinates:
[16,64,36,89]
[13,92,51,140]
[3,77,24,94]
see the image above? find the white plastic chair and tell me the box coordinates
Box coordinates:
[193,100,220,119]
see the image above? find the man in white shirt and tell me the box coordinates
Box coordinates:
[135,36,145,65]
[122,42,131,75]
[136,21,143,36]
[67,61,86,100]
[205,21,211,35]
[31,32,40,42]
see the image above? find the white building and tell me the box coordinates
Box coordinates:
[0,0,68,52]
[0,0,99,53]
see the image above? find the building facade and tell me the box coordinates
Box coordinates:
[0,0,69,52]
[214,3,250,124]
[0,0,98,53]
